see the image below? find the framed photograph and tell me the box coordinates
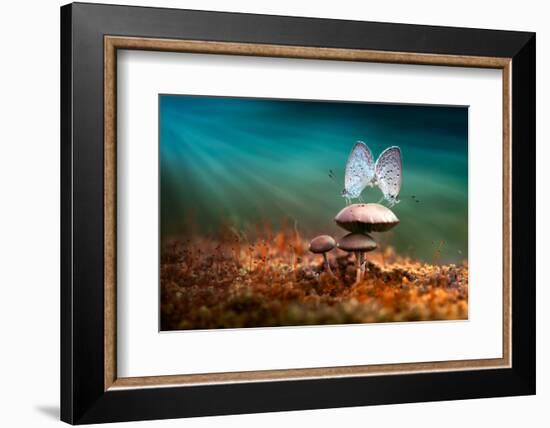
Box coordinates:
[61,2,535,424]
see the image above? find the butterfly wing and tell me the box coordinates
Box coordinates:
[375,146,402,205]
[344,141,375,198]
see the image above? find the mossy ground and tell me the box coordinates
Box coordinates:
[161,230,468,331]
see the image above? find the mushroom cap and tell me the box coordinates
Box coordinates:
[309,235,336,254]
[334,203,399,233]
[337,233,377,252]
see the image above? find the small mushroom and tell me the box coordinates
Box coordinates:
[309,235,336,278]
[334,203,399,233]
[337,233,377,284]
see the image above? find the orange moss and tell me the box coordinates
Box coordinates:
[160,234,468,331]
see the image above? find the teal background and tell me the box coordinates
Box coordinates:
[160,95,468,263]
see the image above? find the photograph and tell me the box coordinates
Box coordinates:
[159,95,469,331]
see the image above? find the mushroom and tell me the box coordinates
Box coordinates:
[334,203,399,233]
[337,233,377,284]
[334,203,399,275]
[309,235,336,278]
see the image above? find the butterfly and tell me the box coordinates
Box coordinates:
[342,141,402,206]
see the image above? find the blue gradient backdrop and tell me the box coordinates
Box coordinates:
[160,95,468,263]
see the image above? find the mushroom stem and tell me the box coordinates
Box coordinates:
[322,253,336,278]
[355,252,362,284]
[360,253,367,282]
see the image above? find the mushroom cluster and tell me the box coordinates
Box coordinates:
[335,203,399,283]
[309,203,399,284]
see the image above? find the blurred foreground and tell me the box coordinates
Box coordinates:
[161,230,468,331]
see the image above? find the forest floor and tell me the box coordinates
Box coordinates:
[160,231,468,331]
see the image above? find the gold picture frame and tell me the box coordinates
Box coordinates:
[103,36,512,391]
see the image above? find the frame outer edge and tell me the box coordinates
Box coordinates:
[510,33,536,392]
[60,3,75,424]
[72,2,533,58]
